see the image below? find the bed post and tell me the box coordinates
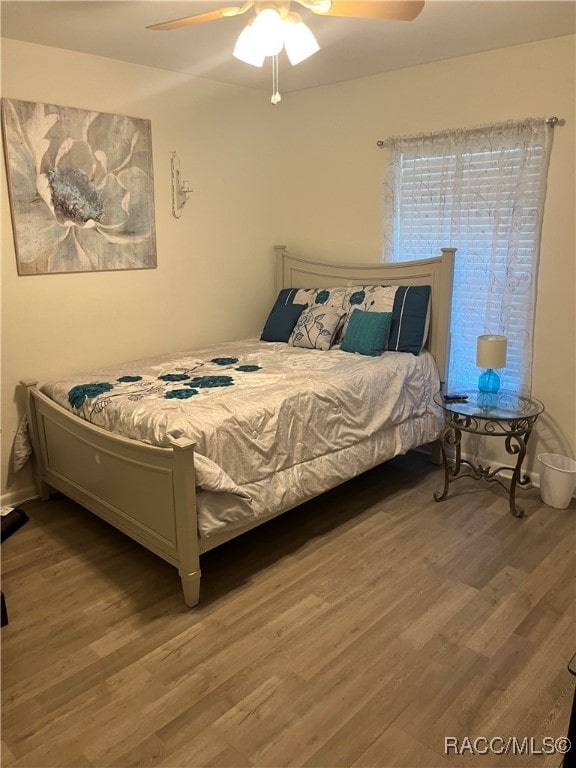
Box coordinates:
[20,379,51,500]
[434,248,456,389]
[170,437,201,608]
[274,244,288,293]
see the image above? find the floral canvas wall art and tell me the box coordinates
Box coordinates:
[2,98,157,274]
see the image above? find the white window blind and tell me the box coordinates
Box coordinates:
[381,120,552,393]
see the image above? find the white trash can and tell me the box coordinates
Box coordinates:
[538,453,576,509]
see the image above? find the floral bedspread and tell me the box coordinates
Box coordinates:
[40,338,443,535]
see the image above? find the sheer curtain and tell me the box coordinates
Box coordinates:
[381,119,553,393]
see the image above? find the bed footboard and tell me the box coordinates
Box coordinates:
[21,380,202,607]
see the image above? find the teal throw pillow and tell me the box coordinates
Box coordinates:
[341,309,393,357]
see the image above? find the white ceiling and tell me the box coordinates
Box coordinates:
[1,1,575,93]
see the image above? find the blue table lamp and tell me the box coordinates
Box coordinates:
[476,335,507,393]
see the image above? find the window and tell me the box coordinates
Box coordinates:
[381,120,552,393]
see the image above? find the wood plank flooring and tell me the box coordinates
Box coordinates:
[2,452,575,768]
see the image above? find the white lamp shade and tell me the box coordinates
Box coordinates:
[233,23,265,67]
[476,334,507,369]
[251,7,284,57]
[283,13,320,65]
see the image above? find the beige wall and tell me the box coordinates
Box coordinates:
[2,34,575,503]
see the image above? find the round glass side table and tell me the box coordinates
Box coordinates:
[433,390,544,518]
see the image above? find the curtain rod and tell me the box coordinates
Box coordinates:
[376,116,564,147]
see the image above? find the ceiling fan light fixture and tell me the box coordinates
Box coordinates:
[233,19,266,66]
[283,12,320,65]
[251,7,285,57]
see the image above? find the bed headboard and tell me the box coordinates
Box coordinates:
[275,245,456,387]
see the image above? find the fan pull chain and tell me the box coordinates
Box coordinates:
[271,54,281,105]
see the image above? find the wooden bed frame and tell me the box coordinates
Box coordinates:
[22,245,455,608]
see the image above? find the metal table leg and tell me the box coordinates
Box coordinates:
[434,425,462,501]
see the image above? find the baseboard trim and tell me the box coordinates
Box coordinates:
[1,485,39,509]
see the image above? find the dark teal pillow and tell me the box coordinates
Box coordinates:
[261,303,306,342]
[388,285,431,355]
[341,309,393,356]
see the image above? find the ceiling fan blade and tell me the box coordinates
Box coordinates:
[147,5,251,31]
[308,1,425,21]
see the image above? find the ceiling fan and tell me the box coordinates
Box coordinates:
[148,1,425,104]
[147,1,426,31]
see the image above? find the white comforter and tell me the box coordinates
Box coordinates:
[41,339,443,537]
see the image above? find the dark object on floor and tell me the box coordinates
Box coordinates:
[565,653,576,768]
[2,507,30,542]
[1,507,29,627]
[1,593,7,627]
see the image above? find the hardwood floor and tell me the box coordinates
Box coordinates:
[2,452,575,768]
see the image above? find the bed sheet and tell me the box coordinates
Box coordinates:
[40,339,443,537]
